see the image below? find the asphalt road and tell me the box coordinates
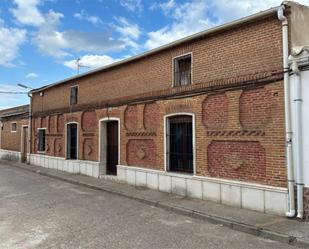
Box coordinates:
[0,163,295,249]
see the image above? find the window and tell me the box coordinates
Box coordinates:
[174,54,192,87]
[38,129,46,152]
[11,122,17,132]
[166,115,193,174]
[70,86,78,105]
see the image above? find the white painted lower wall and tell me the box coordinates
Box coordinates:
[0,149,22,162]
[29,154,100,178]
[118,165,288,216]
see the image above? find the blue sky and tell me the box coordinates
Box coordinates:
[0,0,308,109]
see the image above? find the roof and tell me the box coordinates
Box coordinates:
[0,105,29,119]
[31,5,281,94]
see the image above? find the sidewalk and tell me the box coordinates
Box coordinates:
[3,159,309,248]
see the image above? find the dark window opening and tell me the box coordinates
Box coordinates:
[38,129,46,151]
[106,121,119,175]
[167,115,193,173]
[11,122,17,132]
[174,55,192,87]
[70,86,78,105]
[67,123,78,160]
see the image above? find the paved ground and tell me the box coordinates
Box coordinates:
[0,163,297,249]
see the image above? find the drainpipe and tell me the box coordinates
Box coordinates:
[291,59,304,219]
[28,92,32,164]
[278,5,296,218]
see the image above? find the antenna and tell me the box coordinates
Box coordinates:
[76,57,90,74]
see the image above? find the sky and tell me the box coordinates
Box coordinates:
[0,0,309,109]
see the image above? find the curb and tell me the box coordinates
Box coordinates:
[6,161,309,249]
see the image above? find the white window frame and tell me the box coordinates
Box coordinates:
[172,52,193,87]
[163,112,196,175]
[37,128,47,153]
[98,117,121,175]
[11,121,17,133]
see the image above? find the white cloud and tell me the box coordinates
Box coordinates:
[33,10,124,58]
[113,17,141,50]
[26,73,38,78]
[120,0,143,12]
[74,10,102,25]
[209,0,309,23]
[11,0,45,26]
[146,0,309,50]
[63,54,119,70]
[0,22,26,67]
[114,17,141,40]
[145,0,212,49]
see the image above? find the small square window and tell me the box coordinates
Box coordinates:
[174,54,192,87]
[38,129,46,152]
[70,86,78,105]
[11,122,17,132]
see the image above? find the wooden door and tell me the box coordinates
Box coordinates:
[21,126,28,163]
[106,121,118,175]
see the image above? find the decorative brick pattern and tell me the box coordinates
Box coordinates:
[208,141,266,184]
[81,111,97,132]
[83,138,95,161]
[49,115,56,134]
[239,88,272,129]
[124,105,138,130]
[57,115,64,133]
[54,138,64,157]
[41,117,47,128]
[126,139,157,168]
[304,187,309,220]
[202,93,229,129]
[144,102,159,130]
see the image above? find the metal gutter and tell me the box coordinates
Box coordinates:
[31,6,279,94]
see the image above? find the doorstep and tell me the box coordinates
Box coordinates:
[2,159,309,248]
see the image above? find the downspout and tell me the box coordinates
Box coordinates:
[290,59,304,219]
[278,5,296,218]
[28,92,32,164]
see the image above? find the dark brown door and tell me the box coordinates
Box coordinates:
[22,126,28,163]
[106,121,118,175]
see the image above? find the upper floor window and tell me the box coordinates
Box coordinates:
[173,54,192,87]
[11,122,17,132]
[38,129,46,152]
[70,86,78,105]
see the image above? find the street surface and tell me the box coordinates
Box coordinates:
[0,163,295,249]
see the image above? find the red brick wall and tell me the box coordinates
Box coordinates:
[304,187,309,220]
[0,118,28,152]
[240,88,272,129]
[126,139,157,168]
[31,81,286,188]
[208,141,267,184]
[30,15,287,188]
[202,93,229,129]
[31,16,282,114]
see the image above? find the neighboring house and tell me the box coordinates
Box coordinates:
[0,105,29,162]
[0,1,308,220]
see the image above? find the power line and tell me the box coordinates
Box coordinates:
[0,91,28,94]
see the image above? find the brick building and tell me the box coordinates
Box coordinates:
[0,105,29,162]
[1,1,309,219]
